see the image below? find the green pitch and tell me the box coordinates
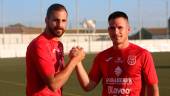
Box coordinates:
[0,52,169,96]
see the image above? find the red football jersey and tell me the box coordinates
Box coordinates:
[26,32,64,96]
[89,43,158,96]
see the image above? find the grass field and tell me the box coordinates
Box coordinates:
[0,52,170,96]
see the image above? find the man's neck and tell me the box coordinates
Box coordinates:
[44,29,60,41]
[113,41,129,50]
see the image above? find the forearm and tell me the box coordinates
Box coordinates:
[50,57,80,91]
[76,62,90,88]
[76,62,96,91]
[147,84,159,96]
[45,46,85,92]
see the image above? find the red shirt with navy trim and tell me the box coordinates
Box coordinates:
[26,32,64,96]
[89,43,158,96]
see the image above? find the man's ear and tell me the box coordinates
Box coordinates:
[128,25,131,33]
[45,17,48,24]
[107,27,110,31]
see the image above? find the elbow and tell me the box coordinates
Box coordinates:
[83,87,91,92]
[48,83,60,92]
[85,89,91,92]
[43,75,62,92]
[81,80,96,92]
[82,85,93,92]
[49,88,56,92]
[48,84,57,92]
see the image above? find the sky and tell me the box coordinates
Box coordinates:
[0,0,170,30]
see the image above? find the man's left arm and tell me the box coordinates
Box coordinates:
[142,51,159,96]
[147,84,159,96]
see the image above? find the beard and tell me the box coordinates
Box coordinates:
[48,26,65,38]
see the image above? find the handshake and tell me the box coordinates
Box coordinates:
[69,46,86,62]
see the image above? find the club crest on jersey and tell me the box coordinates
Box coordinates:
[127,55,136,65]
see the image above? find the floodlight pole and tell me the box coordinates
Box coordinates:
[138,0,142,40]
[75,0,80,45]
[40,0,43,32]
[166,0,169,39]
[1,0,5,44]
[76,0,79,34]
[109,0,112,14]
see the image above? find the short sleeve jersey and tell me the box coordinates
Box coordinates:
[26,32,64,96]
[89,43,158,96]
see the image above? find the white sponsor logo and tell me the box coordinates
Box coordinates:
[127,55,136,65]
[114,66,122,77]
[106,78,132,85]
[108,86,131,95]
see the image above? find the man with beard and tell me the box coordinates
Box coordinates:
[26,3,85,96]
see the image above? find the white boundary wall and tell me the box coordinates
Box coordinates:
[0,33,170,58]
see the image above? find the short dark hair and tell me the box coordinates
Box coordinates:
[108,11,128,22]
[46,3,67,18]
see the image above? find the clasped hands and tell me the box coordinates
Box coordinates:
[69,46,85,62]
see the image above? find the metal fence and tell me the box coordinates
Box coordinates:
[0,33,170,58]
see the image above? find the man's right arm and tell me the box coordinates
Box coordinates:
[76,62,97,91]
[36,45,85,92]
[45,56,85,92]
